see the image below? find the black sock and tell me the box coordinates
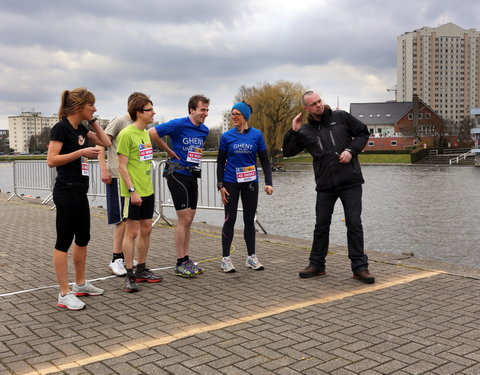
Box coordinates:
[136,263,146,274]
[112,253,124,261]
[177,257,186,266]
[126,268,134,277]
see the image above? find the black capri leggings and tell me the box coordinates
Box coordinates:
[221,181,258,257]
[53,189,90,252]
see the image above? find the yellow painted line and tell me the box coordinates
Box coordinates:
[22,270,441,375]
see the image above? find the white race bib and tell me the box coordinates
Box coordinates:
[236,165,256,183]
[81,157,89,176]
[139,143,153,161]
[186,146,202,164]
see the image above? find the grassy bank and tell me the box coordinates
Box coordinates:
[282,153,411,164]
[2,151,411,164]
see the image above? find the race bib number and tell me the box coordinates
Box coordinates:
[139,143,153,161]
[236,165,256,183]
[81,157,89,176]
[186,146,202,164]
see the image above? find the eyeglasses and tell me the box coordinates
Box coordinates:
[141,108,154,112]
[231,112,243,117]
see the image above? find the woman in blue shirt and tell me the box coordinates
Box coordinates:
[216,101,273,272]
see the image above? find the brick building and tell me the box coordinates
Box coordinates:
[350,97,457,150]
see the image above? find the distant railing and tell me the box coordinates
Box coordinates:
[449,152,474,165]
[8,159,267,233]
[443,148,471,154]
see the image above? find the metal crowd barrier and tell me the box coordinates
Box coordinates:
[8,160,56,204]
[8,159,267,234]
[152,159,267,233]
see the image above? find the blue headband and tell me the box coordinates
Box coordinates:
[232,102,252,121]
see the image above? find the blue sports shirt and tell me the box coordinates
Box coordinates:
[219,127,267,183]
[154,116,209,176]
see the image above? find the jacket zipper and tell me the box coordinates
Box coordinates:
[316,136,324,151]
[329,130,336,147]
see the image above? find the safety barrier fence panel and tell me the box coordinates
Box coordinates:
[8,159,267,233]
[8,160,56,203]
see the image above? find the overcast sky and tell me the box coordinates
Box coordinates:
[0,0,478,130]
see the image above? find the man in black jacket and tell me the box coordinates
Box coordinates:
[283,91,374,283]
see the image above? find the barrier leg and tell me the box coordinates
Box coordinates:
[254,212,268,235]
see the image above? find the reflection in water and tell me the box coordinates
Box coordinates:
[1,162,479,267]
[257,164,480,268]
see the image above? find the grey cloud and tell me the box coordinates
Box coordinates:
[0,0,478,129]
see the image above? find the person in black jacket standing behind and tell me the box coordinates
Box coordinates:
[283,91,374,284]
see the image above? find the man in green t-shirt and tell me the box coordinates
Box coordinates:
[98,92,148,277]
[117,95,162,292]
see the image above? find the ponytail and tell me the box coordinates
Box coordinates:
[57,88,95,120]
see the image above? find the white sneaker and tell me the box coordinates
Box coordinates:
[221,256,236,273]
[57,292,86,310]
[109,258,127,276]
[245,254,264,271]
[72,281,104,296]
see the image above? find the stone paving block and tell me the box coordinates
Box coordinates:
[234,355,270,370]
[277,346,311,361]
[437,351,477,367]
[2,360,37,375]
[432,361,467,375]
[382,350,418,366]
[181,353,217,368]
[317,358,354,373]
[372,359,408,374]
[260,356,298,371]
[55,367,93,375]
[152,353,191,368]
[274,367,304,375]
[299,367,330,375]
[288,357,324,373]
[82,361,121,375]
[462,363,480,375]
[250,365,289,375]
[354,349,393,364]
[135,363,170,375]
[330,368,358,375]
[2,196,480,375]
[108,361,144,375]
[193,344,230,359]
[204,353,243,369]
[402,360,438,375]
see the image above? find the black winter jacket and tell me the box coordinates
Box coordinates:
[283,109,369,191]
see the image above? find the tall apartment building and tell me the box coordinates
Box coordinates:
[8,111,110,153]
[397,22,480,123]
[221,110,231,133]
[8,112,57,153]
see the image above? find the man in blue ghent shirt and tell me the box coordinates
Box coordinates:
[149,95,210,278]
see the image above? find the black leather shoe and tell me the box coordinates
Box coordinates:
[299,265,326,279]
[353,270,375,284]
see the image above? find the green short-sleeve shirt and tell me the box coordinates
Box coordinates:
[116,125,154,197]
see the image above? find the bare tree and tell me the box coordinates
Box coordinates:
[235,80,307,155]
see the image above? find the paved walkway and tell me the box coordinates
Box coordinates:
[1,193,480,375]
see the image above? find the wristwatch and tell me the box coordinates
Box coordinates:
[128,186,136,193]
[217,182,224,190]
[89,117,98,125]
